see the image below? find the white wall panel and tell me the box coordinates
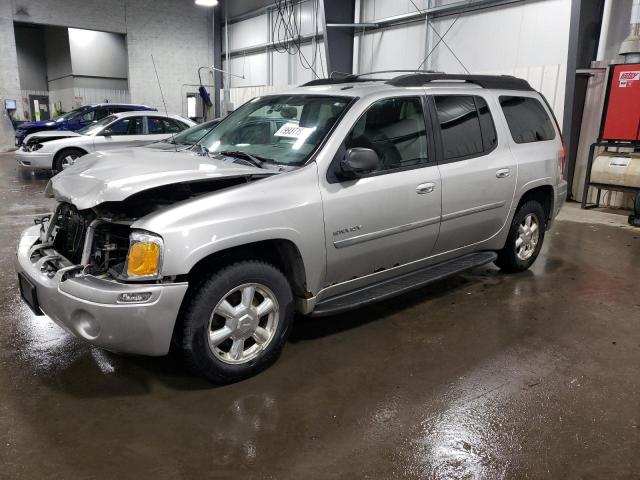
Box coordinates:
[227,14,269,51]
[427,0,570,73]
[361,0,427,21]
[357,22,425,74]
[223,52,269,88]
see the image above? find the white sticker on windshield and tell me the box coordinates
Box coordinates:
[274,123,312,138]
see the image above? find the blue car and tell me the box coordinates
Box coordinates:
[14,103,156,146]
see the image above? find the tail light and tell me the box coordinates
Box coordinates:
[560,143,566,179]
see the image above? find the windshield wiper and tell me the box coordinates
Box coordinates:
[216,150,270,168]
[192,144,210,156]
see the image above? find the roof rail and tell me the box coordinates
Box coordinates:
[300,71,533,91]
[300,69,442,87]
[386,73,533,91]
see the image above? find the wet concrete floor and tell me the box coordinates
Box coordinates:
[0,152,639,479]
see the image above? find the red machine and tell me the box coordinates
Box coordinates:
[600,63,640,141]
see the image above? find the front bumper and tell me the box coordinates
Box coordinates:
[15,149,54,170]
[16,225,189,356]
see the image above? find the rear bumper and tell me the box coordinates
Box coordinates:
[16,149,54,169]
[16,225,188,356]
[548,180,568,230]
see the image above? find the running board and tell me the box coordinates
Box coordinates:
[311,251,498,317]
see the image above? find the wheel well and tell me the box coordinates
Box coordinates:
[187,239,309,297]
[52,147,88,169]
[517,185,553,224]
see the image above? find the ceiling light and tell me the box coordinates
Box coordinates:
[195,0,218,6]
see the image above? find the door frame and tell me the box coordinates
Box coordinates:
[28,95,50,122]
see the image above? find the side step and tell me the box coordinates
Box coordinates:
[311,251,498,317]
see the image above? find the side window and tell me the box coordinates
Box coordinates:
[108,117,143,135]
[94,108,109,120]
[148,117,164,134]
[476,97,497,150]
[499,96,555,143]
[434,95,496,161]
[344,97,428,172]
[80,110,96,122]
[162,118,186,133]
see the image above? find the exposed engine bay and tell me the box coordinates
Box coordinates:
[40,176,256,280]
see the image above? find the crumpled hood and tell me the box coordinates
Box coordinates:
[24,130,80,144]
[46,148,275,210]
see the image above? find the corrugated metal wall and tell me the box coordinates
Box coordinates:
[228,0,571,121]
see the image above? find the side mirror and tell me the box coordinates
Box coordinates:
[102,128,113,137]
[338,148,380,179]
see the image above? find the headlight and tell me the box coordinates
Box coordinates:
[27,143,43,152]
[124,231,164,280]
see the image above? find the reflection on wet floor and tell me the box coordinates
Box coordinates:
[0,152,639,479]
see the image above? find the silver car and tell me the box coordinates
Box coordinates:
[16,73,567,383]
[16,111,195,172]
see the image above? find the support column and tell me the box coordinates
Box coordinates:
[212,7,223,118]
[0,3,21,151]
[562,0,606,197]
[321,0,356,75]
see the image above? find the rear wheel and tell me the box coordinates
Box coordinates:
[495,200,546,272]
[179,260,294,384]
[53,148,85,173]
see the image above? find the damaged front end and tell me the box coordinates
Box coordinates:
[36,175,257,282]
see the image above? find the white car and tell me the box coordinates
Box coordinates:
[16,111,196,171]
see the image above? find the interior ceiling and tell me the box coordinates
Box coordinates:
[222,0,274,19]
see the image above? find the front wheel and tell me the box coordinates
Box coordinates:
[53,148,85,173]
[495,200,546,273]
[179,261,294,384]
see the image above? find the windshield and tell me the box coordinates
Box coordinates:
[169,120,218,145]
[198,95,352,165]
[77,115,117,135]
[54,107,86,122]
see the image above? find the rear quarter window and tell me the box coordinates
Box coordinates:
[499,96,556,144]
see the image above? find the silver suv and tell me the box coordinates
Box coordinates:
[16,73,567,383]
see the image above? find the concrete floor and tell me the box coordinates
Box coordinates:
[1,152,639,479]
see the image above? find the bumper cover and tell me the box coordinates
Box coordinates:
[16,149,54,169]
[16,225,188,356]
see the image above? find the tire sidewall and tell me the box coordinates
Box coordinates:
[53,148,84,173]
[183,262,294,383]
[503,201,546,271]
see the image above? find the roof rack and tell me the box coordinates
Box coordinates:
[386,73,533,90]
[301,71,533,91]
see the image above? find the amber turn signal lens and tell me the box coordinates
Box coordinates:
[126,242,160,277]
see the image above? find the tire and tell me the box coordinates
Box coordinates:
[179,260,294,384]
[53,148,85,173]
[495,200,546,273]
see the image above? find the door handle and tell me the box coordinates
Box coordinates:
[496,168,511,178]
[416,182,436,194]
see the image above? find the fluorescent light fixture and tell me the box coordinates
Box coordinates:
[195,0,218,6]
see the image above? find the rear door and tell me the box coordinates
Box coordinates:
[146,116,190,143]
[320,94,442,286]
[431,93,517,254]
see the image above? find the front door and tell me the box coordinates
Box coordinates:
[320,95,442,287]
[28,95,49,122]
[93,116,147,150]
[431,94,517,254]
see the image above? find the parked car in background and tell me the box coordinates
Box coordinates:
[14,103,156,146]
[16,73,566,383]
[144,118,221,151]
[16,111,195,171]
